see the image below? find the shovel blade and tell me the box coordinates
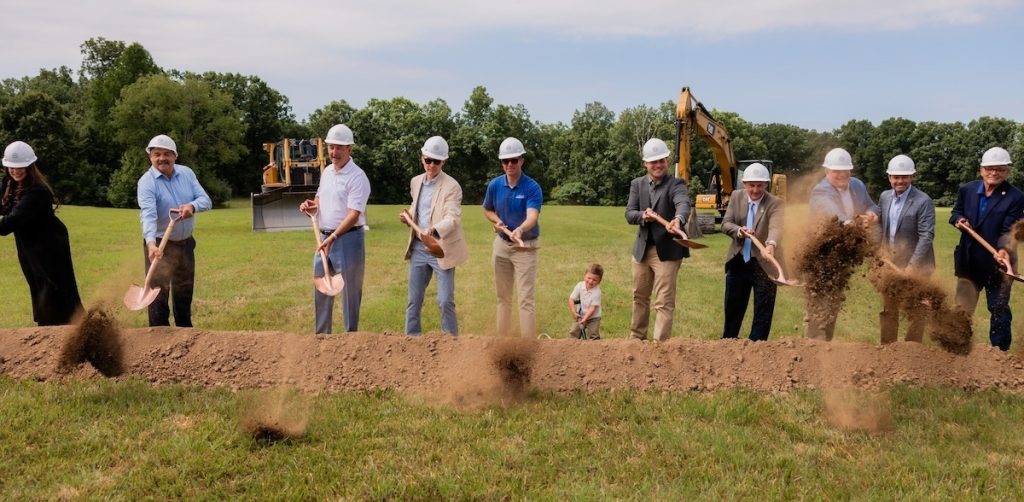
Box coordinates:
[673,237,708,250]
[1004,271,1024,283]
[123,284,161,310]
[771,276,804,287]
[314,274,345,296]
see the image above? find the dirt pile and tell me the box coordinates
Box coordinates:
[4,327,1024,394]
[867,258,973,355]
[797,218,875,334]
[58,305,125,376]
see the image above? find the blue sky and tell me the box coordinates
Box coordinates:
[3,0,1022,132]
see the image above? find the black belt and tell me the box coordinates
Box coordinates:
[321,226,362,237]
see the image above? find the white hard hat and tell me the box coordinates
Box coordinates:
[421,136,449,160]
[498,137,526,159]
[822,147,853,170]
[326,124,355,146]
[146,134,177,155]
[742,162,771,182]
[2,141,38,168]
[886,154,916,175]
[981,147,1012,167]
[642,138,670,162]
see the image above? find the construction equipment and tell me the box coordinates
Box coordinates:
[674,86,787,231]
[251,138,326,231]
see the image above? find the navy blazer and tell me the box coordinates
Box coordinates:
[625,174,690,262]
[949,180,1024,281]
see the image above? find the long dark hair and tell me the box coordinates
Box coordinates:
[1,163,60,214]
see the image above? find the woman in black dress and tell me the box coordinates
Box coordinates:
[0,141,83,325]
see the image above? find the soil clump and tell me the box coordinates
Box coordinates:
[797,218,875,334]
[58,305,125,376]
[239,387,310,442]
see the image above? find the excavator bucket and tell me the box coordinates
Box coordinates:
[251,186,318,231]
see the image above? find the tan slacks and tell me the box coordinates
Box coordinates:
[631,245,682,341]
[492,236,538,337]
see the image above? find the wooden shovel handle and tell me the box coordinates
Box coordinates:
[646,211,688,240]
[956,221,1017,275]
[742,230,786,276]
[142,209,181,288]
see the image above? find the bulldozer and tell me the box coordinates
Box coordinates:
[251,138,326,231]
[674,86,786,233]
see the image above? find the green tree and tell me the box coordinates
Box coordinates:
[106,75,245,207]
[909,121,971,204]
[305,100,356,139]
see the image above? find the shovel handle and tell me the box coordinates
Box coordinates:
[742,230,787,277]
[647,211,688,240]
[956,221,1016,273]
[401,209,427,236]
[142,209,181,289]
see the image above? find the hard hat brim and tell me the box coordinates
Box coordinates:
[980,161,1012,167]
[642,152,670,162]
[2,156,36,168]
[886,169,916,175]
[823,165,853,171]
[325,139,354,146]
[498,153,525,160]
[421,149,448,161]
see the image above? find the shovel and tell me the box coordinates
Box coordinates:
[401,209,445,258]
[955,221,1024,283]
[496,223,533,249]
[124,209,182,310]
[306,211,345,296]
[742,230,803,287]
[647,211,708,249]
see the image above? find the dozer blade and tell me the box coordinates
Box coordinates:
[252,187,318,231]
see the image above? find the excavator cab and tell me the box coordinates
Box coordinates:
[251,138,326,231]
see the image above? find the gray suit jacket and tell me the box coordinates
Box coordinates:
[721,190,785,275]
[625,175,690,262]
[809,176,880,222]
[879,185,935,272]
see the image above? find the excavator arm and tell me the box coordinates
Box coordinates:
[675,87,737,212]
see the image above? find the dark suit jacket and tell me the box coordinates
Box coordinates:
[721,190,784,276]
[950,180,1024,281]
[625,174,690,262]
[879,186,936,272]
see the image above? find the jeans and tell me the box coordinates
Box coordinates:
[956,273,1013,351]
[405,247,458,335]
[314,228,365,334]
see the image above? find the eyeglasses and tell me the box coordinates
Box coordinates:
[501,158,521,165]
[423,158,442,165]
[982,166,1009,173]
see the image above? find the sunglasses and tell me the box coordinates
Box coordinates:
[501,157,521,165]
[423,157,442,165]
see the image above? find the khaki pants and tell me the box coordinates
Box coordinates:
[879,293,927,344]
[492,236,538,337]
[631,245,682,341]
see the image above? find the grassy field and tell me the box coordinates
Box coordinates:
[2,199,1020,343]
[3,200,1024,498]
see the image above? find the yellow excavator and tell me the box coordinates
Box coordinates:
[251,138,326,231]
[674,86,786,231]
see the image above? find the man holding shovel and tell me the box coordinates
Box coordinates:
[878,154,935,344]
[721,163,784,341]
[950,147,1024,351]
[137,134,212,327]
[483,137,542,338]
[625,138,690,342]
[399,136,468,336]
[299,124,370,334]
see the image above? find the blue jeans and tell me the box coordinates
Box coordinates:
[405,247,458,335]
[314,229,365,333]
[956,273,1013,351]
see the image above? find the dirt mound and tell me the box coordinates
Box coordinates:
[4,327,1024,395]
[58,305,125,376]
[867,258,973,354]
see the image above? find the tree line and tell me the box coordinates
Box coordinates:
[2,38,1022,208]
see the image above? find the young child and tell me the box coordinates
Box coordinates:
[567,263,603,340]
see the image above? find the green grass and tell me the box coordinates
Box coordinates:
[4,200,1024,498]
[1,200,1020,345]
[1,378,1023,499]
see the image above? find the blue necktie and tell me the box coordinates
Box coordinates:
[743,202,755,262]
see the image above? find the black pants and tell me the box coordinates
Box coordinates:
[722,255,777,341]
[143,237,196,327]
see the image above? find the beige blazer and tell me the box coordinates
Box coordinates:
[721,190,784,276]
[404,171,469,270]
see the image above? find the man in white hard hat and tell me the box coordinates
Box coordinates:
[805,147,880,341]
[299,124,371,334]
[720,163,784,341]
[878,154,935,344]
[809,147,880,225]
[950,146,1024,351]
[399,136,468,336]
[625,138,690,342]
[483,137,543,337]
[137,134,212,327]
